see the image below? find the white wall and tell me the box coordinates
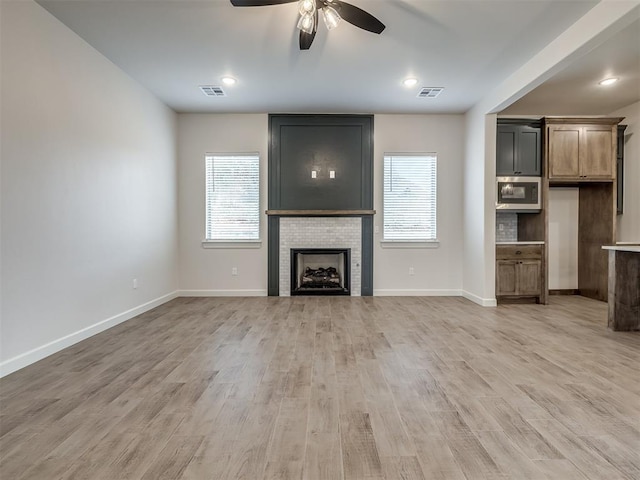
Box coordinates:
[177,114,268,295]
[611,101,640,242]
[0,1,178,375]
[373,115,464,295]
[462,111,497,306]
[548,188,579,289]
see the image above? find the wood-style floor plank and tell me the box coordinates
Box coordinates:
[1,295,639,479]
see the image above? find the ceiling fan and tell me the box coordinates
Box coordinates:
[230,0,386,50]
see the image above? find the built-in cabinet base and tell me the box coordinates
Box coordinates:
[496,244,545,304]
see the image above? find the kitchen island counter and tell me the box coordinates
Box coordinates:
[602,246,639,331]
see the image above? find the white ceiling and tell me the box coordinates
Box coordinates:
[501,18,640,116]
[36,0,638,114]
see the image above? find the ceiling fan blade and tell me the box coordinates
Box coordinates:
[335,1,385,34]
[299,9,318,50]
[230,0,296,6]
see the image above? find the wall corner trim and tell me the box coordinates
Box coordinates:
[0,291,180,378]
[462,291,498,307]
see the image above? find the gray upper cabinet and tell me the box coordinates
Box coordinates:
[497,124,542,176]
[617,124,626,215]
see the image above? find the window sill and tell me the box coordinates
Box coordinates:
[202,240,262,249]
[380,240,440,249]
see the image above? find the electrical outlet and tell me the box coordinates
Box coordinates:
[374,225,380,234]
[409,267,415,275]
[232,267,238,276]
[133,278,138,289]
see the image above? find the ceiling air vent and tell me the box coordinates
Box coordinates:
[417,87,444,98]
[199,85,226,97]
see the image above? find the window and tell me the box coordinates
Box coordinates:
[205,154,260,241]
[383,153,437,242]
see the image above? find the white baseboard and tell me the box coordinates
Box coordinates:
[1,288,495,377]
[373,289,463,296]
[0,291,179,378]
[462,290,497,307]
[178,289,268,297]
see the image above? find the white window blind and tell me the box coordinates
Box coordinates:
[205,154,260,241]
[383,154,437,241]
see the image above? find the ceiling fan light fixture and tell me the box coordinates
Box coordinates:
[231,0,385,51]
[297,12,315,34]
[298,0,315,15]
[322,5,341,30]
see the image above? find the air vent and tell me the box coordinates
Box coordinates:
[417,87,444,98]
[199,85,226,97]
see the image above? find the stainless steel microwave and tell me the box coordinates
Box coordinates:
[496,176,541,211]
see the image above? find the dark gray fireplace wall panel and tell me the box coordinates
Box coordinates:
[269,115,373,210]
[361,216,374,296]
[267,114,374,296]
[268,215,280,296]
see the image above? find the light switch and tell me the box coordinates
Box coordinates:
[311,170,317,179]
[329,170,336,179]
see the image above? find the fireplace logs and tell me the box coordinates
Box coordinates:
[300,267,341,289]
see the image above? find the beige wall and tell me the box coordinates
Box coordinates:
[177,113,465,295]
[373,115,464,295]
[548,188,579,289]
[612,101,640,242]
[1,1,178,375]
[177,114,269,295]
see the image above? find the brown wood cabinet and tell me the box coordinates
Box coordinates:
[546,118,623,182]
[496,244,543,301]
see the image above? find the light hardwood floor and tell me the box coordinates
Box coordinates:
[1,296,639,480]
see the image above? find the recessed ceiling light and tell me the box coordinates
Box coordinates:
[403,77,418,87]
[221,76,237,86]
[599,77,618,86]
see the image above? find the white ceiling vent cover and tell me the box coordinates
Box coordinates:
[199,85,226,97]
[418,87,444,98]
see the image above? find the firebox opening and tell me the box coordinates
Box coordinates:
[290,248,351,296]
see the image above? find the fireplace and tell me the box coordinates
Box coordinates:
[276,217,363,296]
[291,248,351,295]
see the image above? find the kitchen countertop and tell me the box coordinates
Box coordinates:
[496,241,545,245]
[602,245,640,253]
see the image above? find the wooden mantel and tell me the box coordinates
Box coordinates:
[266,210,376,216]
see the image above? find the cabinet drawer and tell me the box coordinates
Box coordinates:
[496,245,543,260]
